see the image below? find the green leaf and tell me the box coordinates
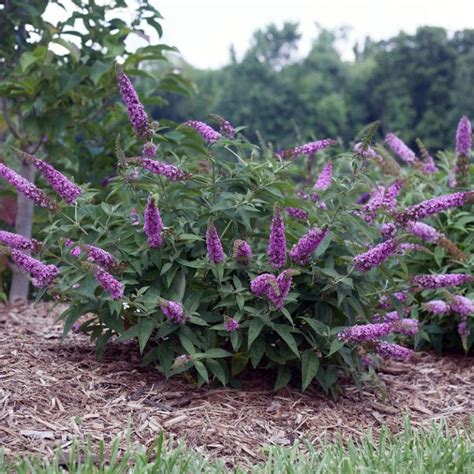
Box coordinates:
[138,318,155,353]
[274,324,300,358]
[327,338,345,357]
[301,351,320,391]
[206,359,227,385]
[249,337,266,368]
[248,318,265,348]
[194,360,209,383]
[274,366,291,391]
[179,334,196,354]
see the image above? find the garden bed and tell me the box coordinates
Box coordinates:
[0,302,473,465]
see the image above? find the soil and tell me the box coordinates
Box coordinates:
[1,302,473,466]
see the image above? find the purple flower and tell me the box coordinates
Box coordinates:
[356,192,371,205]
[392,318,419,336]
[94,266,124,299]
[223,318,239,332]
[86,245,117,270]
[70,246,81,257]
[10,250,58,287]
[144,196,163,248]
[338,323,392,343]
[268,207,286,269]
[160,300,186,324]
[411,274,473,290]
[218,119,235,139]
[286,207,309,220]
[116,67,150,138]
[278,139,336,159]
[398,243,427,254]
[424,300,450,315]
[354,142,378,159]
[137,158,188,181]
[375,341,413,360]
[30,156,82,204]
[0,163,56,210]
[380,223,397,239]
[206,222,225,263]
[313,161,333,191]
[250,271,295,309]
[143,142,157,157]
[405,221,441,244]
[272,269,297,309]
[422,156,438,175]
[0,231,40,252]
[373,310,401,324]
[72,322,82,334]
[450,295,474,316]
[362,181,403,223]
[456,116,472,158]
[184,120,222,143]
[399,192,474,223]
[233,239,252,264]
[353,238,397,272]
[385,133,416,164]
[289,227,329,266]
[379,292,408,309]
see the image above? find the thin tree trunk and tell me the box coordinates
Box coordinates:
[9,161,36,303]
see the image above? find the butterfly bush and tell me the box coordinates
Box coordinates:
[0,231,40,252]
[32,64,428,393]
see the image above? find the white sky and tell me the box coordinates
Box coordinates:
[153,0,474,69]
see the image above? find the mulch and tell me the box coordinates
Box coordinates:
[0,302,473,466]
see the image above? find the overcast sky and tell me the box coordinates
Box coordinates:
[153,0,474,69]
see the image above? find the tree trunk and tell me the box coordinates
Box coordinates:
[9,161,36,303]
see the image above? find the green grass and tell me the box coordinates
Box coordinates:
[1,418,473,473]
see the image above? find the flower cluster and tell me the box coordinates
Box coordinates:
[144,196,164,248]
[338,323,392,343]
[456,115,472,158]
[379,291,408,309]
[286,207,309,220]
[137,158,188,181]
[0,231,40,252]
[392,318,419,336]
[353,238,397,272]
[278,139,336,159]
[380,223,397,239]
[184,120,222,143]
[250,270,295,309]
[232,239,252,264]
[385,133,416,164]
[422,156,438,175]
[117,67,150,138]
[206,222,225,263]
[268,207,286,268]
[354,142,378,159]
[411,273,473,290]
[399,192,474,223]
[289,227,328,266]
[223,318,239,332]
[375,341,413,360]
[94,266,124,299]
[0,163,56,210]
[160,300,187,324]
[405,221,441,244]
[86,245,117,270]
[11,249,58,287]
[313,161,333,191]
[450,295,474,316]
[218,119,235,139]
[361,181,403,223]
[424,300,450,315]
[143,142,157,157]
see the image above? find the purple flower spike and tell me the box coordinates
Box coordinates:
[393,318,419,336]
[184,120,222,143]
[116,67,150,138]
[250,273,277,297]
[250,271,295,309]
[354,142,378,159]
[206,222,225,263]
[362,181,403,223]
[144,196,163,248]
[233,239,252,264]
[30,156,82,204]
[450,295,474,316]
[70,246,81,257]
[313,161,333,191]
[86,245,117,270]
[94,266,124,299]
[424,300,450,315]
[138,158,188,181]
[456,116,472,158]
[160,300,186,324]
[10,250,58,287]
[375,341,413,360]
[411,274,473,290]
[268,207,286,269]
[0,231,40,252]
[380,223,397,239]
[286,207,309,220]
[422,156,438,175]
[218,119,235,139]
[353,238,397,272]
[405,221,441,244]
[289,227,329,266]
[278,139,336,159]
[338,323,392,343]
[385,133,416,164]
[223,318,239,332]
[399,192,474,223]
[143,142,157,157]
[0,163,56,210]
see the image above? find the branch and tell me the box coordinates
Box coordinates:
[1,98,22,140]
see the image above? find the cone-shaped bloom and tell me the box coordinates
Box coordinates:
[184,120,222,143]
[116,67,150,138]
[268,207,286,268]
[11,250,58,287]
[278,139,336,159]
[137,158,188,181]
[223,318,239,332]
[0,163,55,210]
[375,341,413,360]
[143,142,157,157]
[86,245,117,270]
[160,300,186,324]
[424,300,450,315]
[313,161,333,191]
[451,295,474,316]
[411,273,473,290]
[0,231,40,252]
[380,223,397,239]
[422,156,438,175]
[385,133,416,163]
[95,266,124,300]
[338,323,392,343]
[456,116,472,158]
[354,142,378,159]
[405,221,441,244]
[353,238,397,272]
[290,227,328,265]
[144,196,163,248]
[233,239,252,264]
[286,207,309,220]
[392,318,419,336]
[206,222,225,263]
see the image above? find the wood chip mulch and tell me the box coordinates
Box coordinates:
[1,302,473,465]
